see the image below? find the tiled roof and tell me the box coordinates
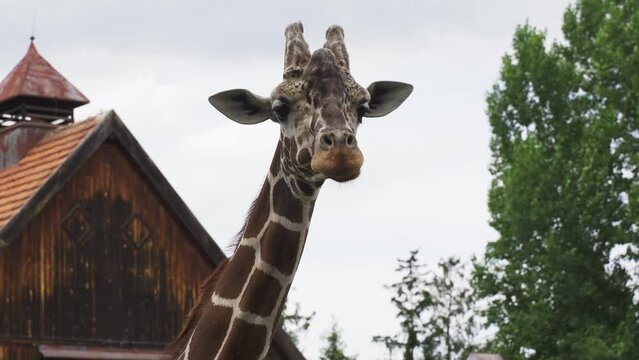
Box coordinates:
[0,41,89,105]
[0,117,100,228]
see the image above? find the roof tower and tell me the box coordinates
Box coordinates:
[0,39,88,126]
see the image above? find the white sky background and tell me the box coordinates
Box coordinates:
[1,1,573,358]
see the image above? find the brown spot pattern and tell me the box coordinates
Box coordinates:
[217,319,267,360]
[187,305,233,360]
[272,179,303,223]
[296,179,316,197]
[273,179,304,223]
[260,221,301,275]
[297,148,312,165]
[239,269,283,317]
[216,246,255,298]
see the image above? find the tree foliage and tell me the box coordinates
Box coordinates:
[474,1,639,359]
[374,251,478,360]
[280,300,315,346]
[320,322,357,360]
[373,250,431,360]
[425,257,479,360]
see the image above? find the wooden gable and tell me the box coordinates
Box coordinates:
[0,139,213,344]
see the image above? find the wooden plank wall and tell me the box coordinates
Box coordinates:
[0,343,38,360]
[0,140,215,347]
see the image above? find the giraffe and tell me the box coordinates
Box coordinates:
[168,22,413,360]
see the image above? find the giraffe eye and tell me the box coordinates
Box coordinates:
[272,100,290,122]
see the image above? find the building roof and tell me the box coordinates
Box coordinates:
[0,118,97,228]
[0,41,89,105]
[0,111,305,360]
[0,110,225,259]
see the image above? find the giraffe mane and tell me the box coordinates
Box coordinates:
[228,189,266,251]
[229,142,282,251]
[165,258,229,357]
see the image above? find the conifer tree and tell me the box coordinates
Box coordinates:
[320,322,356,360]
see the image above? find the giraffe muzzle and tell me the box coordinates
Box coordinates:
[311,131,364,182]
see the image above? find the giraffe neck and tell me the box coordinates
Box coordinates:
[181,141,322,360]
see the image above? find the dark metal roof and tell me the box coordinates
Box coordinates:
[0,41,89,106]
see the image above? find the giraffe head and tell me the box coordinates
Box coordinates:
[209,23,412,184]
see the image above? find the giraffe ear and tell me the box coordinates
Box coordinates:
[209,89,272,125]
[364,81,414,118]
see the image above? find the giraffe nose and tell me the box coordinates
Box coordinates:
[312,129,364,182]
[319,131,357,150]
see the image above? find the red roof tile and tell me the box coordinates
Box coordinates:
[0,117,100,228]
[0,41,89,105]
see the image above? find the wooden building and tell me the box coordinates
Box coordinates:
[0,41,304,359]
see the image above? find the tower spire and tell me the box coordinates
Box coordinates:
[30,10,37,43]
[0,39,89,126]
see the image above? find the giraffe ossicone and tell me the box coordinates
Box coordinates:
[169,22,413,360]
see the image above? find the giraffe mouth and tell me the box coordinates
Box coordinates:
[311,148,364,182]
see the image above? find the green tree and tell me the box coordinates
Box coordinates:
[320,322,357,360]
[373,250,432,360]
[280,300,315,346]
[374,251,479,360]
[473,1,639,359]
[425,257,479,360]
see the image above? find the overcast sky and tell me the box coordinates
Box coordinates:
[2,1,573,358]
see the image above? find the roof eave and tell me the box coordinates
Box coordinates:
[0,94,90,109]
[0,111,113,246]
